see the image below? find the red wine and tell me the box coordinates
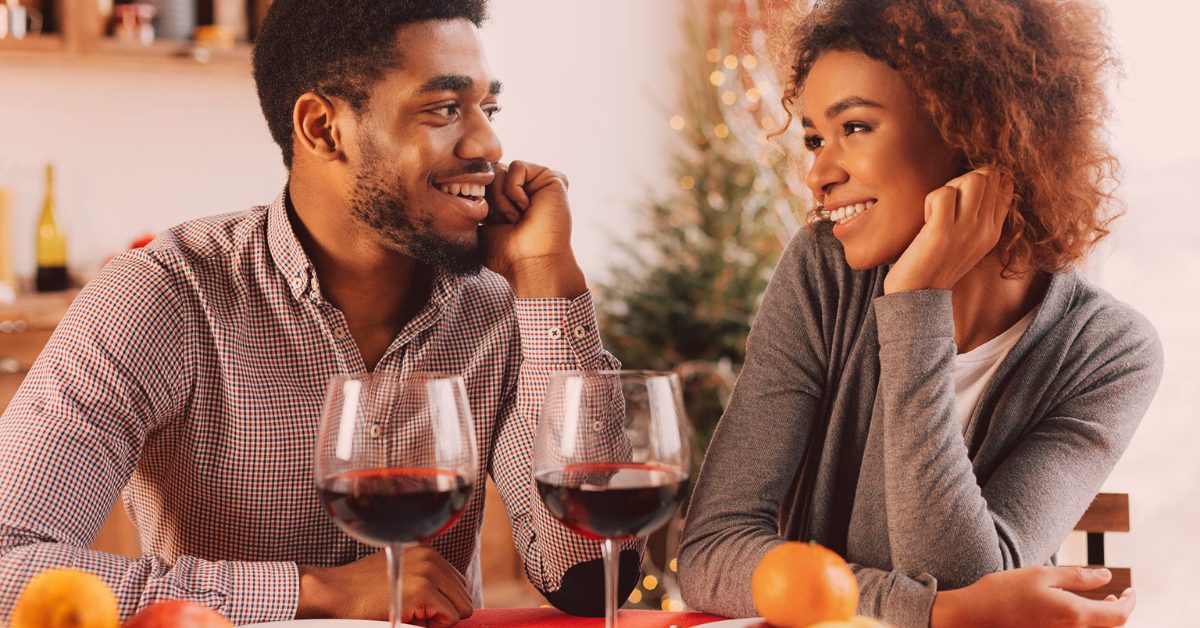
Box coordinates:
[535,463,688,540]
[320,468,471,545]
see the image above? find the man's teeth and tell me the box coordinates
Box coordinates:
[437,183,486,198]
[830,200,875,224]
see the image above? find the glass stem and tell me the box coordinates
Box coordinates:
[386,543,406,628]
[601,537,619,628]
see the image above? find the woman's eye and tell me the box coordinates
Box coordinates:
[803,135,824,151]
[843,121,871,135]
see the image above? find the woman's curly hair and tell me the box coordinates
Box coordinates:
[781,0,1121,274]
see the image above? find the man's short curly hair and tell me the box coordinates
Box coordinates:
[253,0,488,170]
[782,0,1120,274]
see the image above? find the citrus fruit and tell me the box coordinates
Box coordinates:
[751,541,859,628]
[11,568,119,628]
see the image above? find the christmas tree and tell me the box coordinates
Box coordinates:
[596,0,812,611]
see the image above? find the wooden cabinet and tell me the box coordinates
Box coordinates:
[0,0,273,64]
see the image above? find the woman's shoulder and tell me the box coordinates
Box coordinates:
[1041,271,1163,379]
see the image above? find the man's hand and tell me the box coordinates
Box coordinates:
[296,546,473,627]
[481,160,587,299]
[932,566,1135,627]
[883,166,1014,295]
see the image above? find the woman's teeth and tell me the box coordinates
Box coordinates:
[830,200,875,224]
[437,183,486,198]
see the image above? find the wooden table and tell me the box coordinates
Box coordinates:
[458,608,729,627]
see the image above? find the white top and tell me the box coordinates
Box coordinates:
[954,307,1038,431]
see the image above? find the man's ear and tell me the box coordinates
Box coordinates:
[292,92,344,163]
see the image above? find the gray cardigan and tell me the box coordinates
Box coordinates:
[677,223,1163,627]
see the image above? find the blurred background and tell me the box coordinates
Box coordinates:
[0,0,1195,625]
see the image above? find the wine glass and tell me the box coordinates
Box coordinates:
[315,372,477,628]
[533,370,693,628]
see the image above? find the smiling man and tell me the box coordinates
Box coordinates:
[0,1,639,625]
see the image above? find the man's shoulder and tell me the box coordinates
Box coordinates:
[455,269,517,318]
[86,206,271,308]
[153,206,270,263]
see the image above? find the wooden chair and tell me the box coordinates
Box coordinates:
[1068,493,1131,600]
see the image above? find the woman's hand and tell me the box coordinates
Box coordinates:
[883,166,1014,295]
[931,566,1135,627]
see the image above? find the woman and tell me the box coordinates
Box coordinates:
[677,1,1162,626]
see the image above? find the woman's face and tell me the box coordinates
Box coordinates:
[800,50,962,269]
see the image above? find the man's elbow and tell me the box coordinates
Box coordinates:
[540,549,641,616]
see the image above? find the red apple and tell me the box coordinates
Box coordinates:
[124,600,232,628]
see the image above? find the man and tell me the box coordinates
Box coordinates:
[0,1,639,624]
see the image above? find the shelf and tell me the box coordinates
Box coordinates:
[0,34,67,55]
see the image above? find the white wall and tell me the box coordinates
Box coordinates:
[1080,1,1200,625]
[0,0,682,285]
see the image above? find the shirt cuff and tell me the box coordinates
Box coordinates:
[872,289,954,346]
[221,560,300,624]
[514,290,607,370]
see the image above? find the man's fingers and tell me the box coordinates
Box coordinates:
[503,161,532,210]
[485,163,521,223]
[409,588,466,628]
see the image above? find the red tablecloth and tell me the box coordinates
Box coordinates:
[457,608,730,627]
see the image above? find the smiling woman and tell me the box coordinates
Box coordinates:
[676,1,1163,628]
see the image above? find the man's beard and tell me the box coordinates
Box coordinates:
[347,162,485,278]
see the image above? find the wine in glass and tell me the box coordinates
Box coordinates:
[315,372,477,628]
[533,370,692,628]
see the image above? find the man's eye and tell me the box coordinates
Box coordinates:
[431,104,461,119]
[484,105,502,121]
[803,135,824,151]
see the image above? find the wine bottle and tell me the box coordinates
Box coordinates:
[35,164,69,292]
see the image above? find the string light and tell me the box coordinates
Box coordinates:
[746,87,761,103]
[714,123,731,139]
[709,71,726,87]
[643,575,659,590]
[706,48,721,63]
[669,558,678,572]
[669,115,685,130]
[660,596,672,611]
[680,175,696,190]
[628,589,643,604]
[742,54,758,70]
[722,90,737,105]
[723,54,739,69]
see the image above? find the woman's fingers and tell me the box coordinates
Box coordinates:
[924,185,959,228]
[1079,587,1135,626]
[946,167,991,223]
[1047,566,1113,591]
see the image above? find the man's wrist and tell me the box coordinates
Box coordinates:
[296,564,330,619]
[507,254,587,299]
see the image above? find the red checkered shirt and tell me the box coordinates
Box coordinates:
[0,191,636,624]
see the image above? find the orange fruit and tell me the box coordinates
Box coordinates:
[11,568,119,628]
[751,541,859,628]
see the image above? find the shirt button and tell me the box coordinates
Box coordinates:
[333,327,348,340]
[548,326,563,340]
[573,325,587,339]
[369,424,382,439]
[592,420,604,432]
[291,276,304,290]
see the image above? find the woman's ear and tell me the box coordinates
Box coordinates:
[292,92,343,163]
